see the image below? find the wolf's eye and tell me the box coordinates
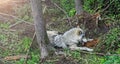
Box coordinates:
[79,31,82,35]
[77,31,82,35]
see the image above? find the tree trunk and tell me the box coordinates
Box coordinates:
[75,0,83,14]
[30,0,50,59]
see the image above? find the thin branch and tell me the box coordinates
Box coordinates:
[101,0,114,12]
[43,5,47,14]
[53,3,68,17]
[94,0,109,13]
[52,2,71,26]
[0,12,33,28]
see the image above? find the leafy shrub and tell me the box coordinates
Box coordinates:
[68,8,76,16]
[26,51,40,64]
[104,55,120,64]
[17,37,32,53]
[96,27,120,52]
[16,50,40,64]
[104,27,120,51]
[60,0,75,16]
[83,0,120,19]
[52,0,75,17]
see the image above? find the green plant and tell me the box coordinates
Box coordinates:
[96,27,120,52]
[104,55,120,64]
[16,58,25,64]
[69,8,76,17]
[52,0,75,17]
[17,37,32,53]
[0,22,10,29]
[27,51,40,64]
[22,37,31,50]
[60,0,75,16]
[116,48,120,54]
[15,49,40,64]
[104,28,120,51]
[83,0,95,13]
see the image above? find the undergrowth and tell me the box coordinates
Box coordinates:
[96,27,120,53]
[0,0,120,64]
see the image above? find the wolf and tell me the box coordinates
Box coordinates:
[47,27,93,52]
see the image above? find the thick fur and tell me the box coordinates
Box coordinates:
[47,28,93,51]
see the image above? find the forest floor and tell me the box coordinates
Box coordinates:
[0,16,120,64]
[0,0,120,64]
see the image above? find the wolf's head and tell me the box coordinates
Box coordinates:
[75,28,85,41]
[75,28,93,44]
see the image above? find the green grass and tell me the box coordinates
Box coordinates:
[16,49,40,64]
[0,20,120,64]
[0,22,10,29]
[0,24,120,64]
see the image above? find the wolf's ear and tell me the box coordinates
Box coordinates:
[76,30,82,35]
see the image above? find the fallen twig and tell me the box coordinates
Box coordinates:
[4,55,30,61]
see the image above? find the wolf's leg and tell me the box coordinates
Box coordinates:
[69,44,93,51]
[82,38,93,42]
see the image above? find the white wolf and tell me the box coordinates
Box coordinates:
[47,27,93,51]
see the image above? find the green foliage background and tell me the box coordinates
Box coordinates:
[53,0,120,19]
[0,0,120,64]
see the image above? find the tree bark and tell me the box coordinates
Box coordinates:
[30,0,49,59]
[75,0,83,14]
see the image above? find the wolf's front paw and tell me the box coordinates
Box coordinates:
[87,48,93,52]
